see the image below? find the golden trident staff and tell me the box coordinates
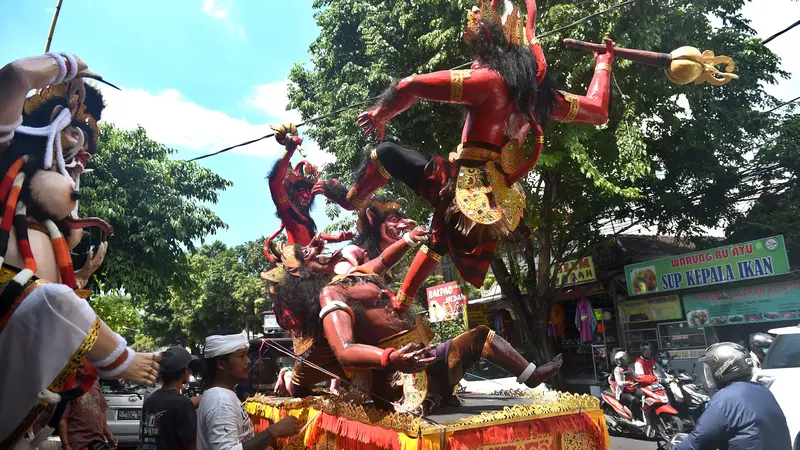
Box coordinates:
[44,0,65,53]
[564,38,739,86]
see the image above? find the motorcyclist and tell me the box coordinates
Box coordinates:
[749,332,773,369]
[635,343,659,376]
[672,342,791,450]
[613,351,645,425]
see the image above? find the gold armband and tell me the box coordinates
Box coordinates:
[559,92,581,124]
[420,244,443,263]
[450,70,472,104]
[371,149,392,180]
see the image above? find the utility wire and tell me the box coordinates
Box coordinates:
[762,19,800,45]
[186,0,639,163]
[764,95,800,115]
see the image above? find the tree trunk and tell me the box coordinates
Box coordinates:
[491,258,536,357]
[492,257,563,390]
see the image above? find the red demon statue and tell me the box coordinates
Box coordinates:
[316,0,617,308]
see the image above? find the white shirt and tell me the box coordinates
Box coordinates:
[197,387,254,450]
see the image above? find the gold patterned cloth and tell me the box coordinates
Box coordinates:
[450,141,526,237]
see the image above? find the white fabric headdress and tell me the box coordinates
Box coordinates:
[204,331,248,358]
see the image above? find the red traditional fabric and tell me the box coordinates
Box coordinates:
[445,412,607,450]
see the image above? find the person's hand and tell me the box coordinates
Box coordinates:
[268,415,303,438]
[406,226,430,245]
[286,134,303,152]
[311,179,328,196]
[594,37,616,64]
[337,231,356,241]
[357,110,386,140]
[107,434,118,449]
[389,344,437,373]
[75,241,108,289]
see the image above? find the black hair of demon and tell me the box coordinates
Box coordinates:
[266,160,317,234]
[274,245,393,338]
[468,16,558,124]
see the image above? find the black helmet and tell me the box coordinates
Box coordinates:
[698,342,755,388]
[749,332,773,351]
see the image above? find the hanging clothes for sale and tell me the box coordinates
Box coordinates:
[594,309,605,333]
[575,297,597,343]
[550,303,565,340]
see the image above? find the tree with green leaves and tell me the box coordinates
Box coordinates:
[288,0,786,374]
[727,113,800,265]
[79,124,230,340]
[89,293,142,342]
[143,239,270,349]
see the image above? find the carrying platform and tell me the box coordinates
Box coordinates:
[244,390,609,450]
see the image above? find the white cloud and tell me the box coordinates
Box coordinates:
[201,0,247,41]
[202,0,229,19]
[97,84,334,164]
[249,80,303,124]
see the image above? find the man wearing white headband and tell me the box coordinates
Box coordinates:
[196,331,300,450]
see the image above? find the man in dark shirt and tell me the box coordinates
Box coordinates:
[140,347,199,450]
[674,342,791,450]
[58,365,116,450]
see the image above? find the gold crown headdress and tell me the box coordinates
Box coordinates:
[23,83,99,145]
[356,198,405,233]
[466,0,529,48]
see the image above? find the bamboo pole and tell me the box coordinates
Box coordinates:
[44,0,64,53]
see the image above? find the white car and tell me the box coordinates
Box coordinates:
[753,323,800,449]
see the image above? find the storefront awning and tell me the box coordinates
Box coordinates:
[555,281,605,301]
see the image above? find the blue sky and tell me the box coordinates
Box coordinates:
[1,0,798,246]
[0,0,340,247]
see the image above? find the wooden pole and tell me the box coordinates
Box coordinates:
[44,0,64,53]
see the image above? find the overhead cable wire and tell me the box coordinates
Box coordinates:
[186,0,639,163]
[762,19,800,45]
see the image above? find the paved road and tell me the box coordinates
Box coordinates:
[611,435,659,450]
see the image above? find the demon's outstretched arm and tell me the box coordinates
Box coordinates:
[320,286,435,372]
[0,54,87,144]
[358,69,501,139]
[267,136,302,218]
[550,38,616,126]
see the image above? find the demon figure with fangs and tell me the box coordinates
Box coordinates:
[265,123,353,250]
[271,238,563,414]
[0,53,160,449]
[264,196,423,395]
[315,0,616,307]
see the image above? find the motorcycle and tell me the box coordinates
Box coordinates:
[600,371,684,442]
[657,353,711,429]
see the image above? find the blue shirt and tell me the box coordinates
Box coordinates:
[675,381,791,450]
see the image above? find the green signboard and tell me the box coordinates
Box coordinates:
[625,236,789,297]
[683,280,800,327]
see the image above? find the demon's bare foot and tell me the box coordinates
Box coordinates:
[524,353,563,388]
[119,352,161,386]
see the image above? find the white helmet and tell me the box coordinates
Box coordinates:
[614,351,630,366]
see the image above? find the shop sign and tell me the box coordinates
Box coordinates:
[683,280,800,328]
[537,257,596,287]
[618,295,683,323]
[427,281,468,323]
[467,302,495,328]
[625,236,789,297]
